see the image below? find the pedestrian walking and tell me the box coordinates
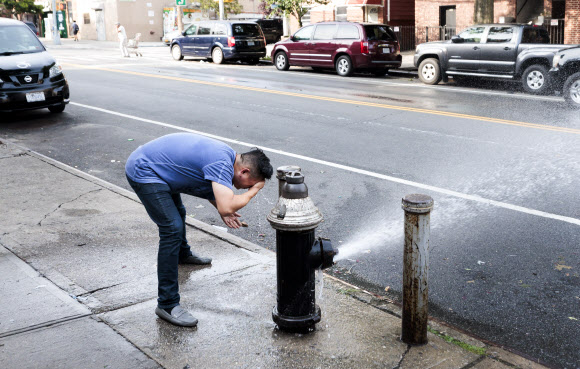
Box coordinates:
[125,133,273,327]
[116,22,129,57]
[72,20,79,41]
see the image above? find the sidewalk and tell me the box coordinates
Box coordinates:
[0,140,545,369]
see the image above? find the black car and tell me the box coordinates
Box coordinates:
[0,18,69,113]
[550,46,580,109]
[254,18,283,44]
[24,21,39,36]
[170,21,266,64]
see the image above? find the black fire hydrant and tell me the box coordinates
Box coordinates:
[267,168,338,332]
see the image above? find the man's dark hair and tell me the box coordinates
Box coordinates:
[241,148,273,180]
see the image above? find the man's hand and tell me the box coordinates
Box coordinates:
[252,180,265,191]
[221,212,242,229]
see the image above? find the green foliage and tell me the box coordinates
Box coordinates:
[0,0,44,18]
[262,0,329,27]
[199,0,242,19]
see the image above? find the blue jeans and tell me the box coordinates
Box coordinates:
[127,176,193,309]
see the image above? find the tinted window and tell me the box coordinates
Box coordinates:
[521,28,550,44]
[313,24,337,40]
[198,23,212,35]
[185,24,197,36]
[365,25,396,41]
[293,25,314,41]
[457,26,485,43]
[213,23,227,35]
[335,24,359,39]
[0,25,44,54]
[486,27,514,43]
[232,23,262,37]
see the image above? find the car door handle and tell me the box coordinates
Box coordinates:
[504,47,512,50]
[473,46,480,50]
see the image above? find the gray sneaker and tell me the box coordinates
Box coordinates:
[155,305,198,327]
[179,251,212,265]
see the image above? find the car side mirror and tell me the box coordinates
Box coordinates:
[451,35,463,43]
[182,31,186,36]
[290,35,296,41]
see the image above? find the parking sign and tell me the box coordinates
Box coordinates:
[176,0,186,5]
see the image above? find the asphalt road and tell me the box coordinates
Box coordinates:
[2,44,579,368]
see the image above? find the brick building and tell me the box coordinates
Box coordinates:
[415,0,579,44]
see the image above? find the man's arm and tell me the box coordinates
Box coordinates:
[211,181,264,216]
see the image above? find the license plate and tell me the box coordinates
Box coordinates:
[26,92,45,103]
[383,47,390,53]
[247,41,254,46]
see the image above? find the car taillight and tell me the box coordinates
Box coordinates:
[228,37,236,47]
[361,41,369,54]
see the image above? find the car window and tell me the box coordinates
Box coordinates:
[486,26,514,43]
[232,23,262,37]
[313,24,337,40]
[293,25,314,41]
[213,23,227,35]
[457,26,486,43]
[521,28,550,44]
[0,25,44,54]
[198,23,212,35]
[364,25,396,41]
[185,24,197,36]
[335,24,359,39]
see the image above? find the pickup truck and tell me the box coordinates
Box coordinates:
[414,24,570,94]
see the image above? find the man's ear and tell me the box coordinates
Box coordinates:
[240,168,251,176]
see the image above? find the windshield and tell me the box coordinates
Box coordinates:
[232,23,262,37]
[0,25,44,54]
[364,25,396,41]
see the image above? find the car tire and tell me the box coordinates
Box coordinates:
[274,51,289,71]
[418,58,441,85]
[212,47,224,64]
[171,44,183,61]
[522,64,551,95]
[563,72,580,109]
[336,55,353,77]
[48,104,65,113]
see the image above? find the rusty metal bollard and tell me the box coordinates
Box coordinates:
[401,194,434,345]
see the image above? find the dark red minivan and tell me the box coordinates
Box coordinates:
[271,22,402,76]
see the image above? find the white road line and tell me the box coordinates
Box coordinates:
[71,101,580,227]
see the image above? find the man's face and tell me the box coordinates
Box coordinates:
[233,170,261,190]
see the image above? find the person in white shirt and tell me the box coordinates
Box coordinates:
[116,22,129,57]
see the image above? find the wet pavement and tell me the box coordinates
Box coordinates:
[0,140,552,368]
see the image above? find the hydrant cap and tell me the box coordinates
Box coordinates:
[402,194,434,214]
[277,165,301,179]
[285,171,304,184]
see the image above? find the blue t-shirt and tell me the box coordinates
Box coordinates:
[125,133,236,200]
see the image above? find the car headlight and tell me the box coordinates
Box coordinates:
[49,64,63,78]
[553,54,562,68]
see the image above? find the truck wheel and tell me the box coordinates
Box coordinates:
[563,72,580,109]
[522,65,551,95]
[419,58,441,85]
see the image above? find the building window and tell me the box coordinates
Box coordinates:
[336,6,347,22]
[83,13,90,24]
[301,8,312,26]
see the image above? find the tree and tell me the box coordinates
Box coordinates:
[474,0,494,24]
[261,0,329,27]
[258,0,282,19]
[199,0,242,19]
[0,0,43,20]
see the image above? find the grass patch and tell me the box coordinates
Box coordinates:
[428,327,487,356]
[262,56,272,61]
[337,288,360,295]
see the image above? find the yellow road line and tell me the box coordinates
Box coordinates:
[61,62,580,135]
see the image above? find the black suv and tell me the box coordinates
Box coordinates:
[0,18,69,113]
[170,21,266,64]
[254,18,283,44]
[550,46,580,109]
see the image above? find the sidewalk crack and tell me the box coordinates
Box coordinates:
[392,344,411,369]
[37,188,102,226]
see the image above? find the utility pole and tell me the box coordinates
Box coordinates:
[177,5,183,32]
[219,0,225,20]
[474,0,494,24]
[51,0,61,45]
